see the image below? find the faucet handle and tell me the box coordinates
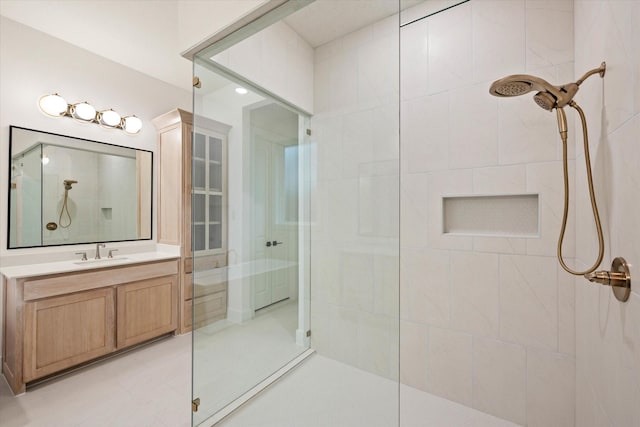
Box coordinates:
[75,252,88,261]
[108,249,118,259]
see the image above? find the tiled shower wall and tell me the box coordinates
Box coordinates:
[310,15,401,380]
[574,1,640,426]
[400,1,576,426]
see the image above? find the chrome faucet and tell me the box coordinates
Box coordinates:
[95,243,106,260]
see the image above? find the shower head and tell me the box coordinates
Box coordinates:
[63,179,78,190]
[489,74,577,111]
[489,63,606,111]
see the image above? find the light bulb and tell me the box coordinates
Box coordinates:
[235,87,248,95]
[99,109,121,127]
[122,115,142,134]
[72,102,96,121]
[38,94,68,117]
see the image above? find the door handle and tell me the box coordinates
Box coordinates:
[272,241,284,246]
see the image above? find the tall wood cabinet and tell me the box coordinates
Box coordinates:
[153,109,230,333]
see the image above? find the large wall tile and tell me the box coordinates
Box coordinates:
[472,0,526,83]
[526,160,575,258]
[500,255,558,350]
[427,2,472,93]
[607,116,640,274]
[400,320,428,391]
[449,82,499,169]
[374,253,400,317]
[426,327,473,406]
[328,305,360,367]
[450,252,500,337]
[340,251,375,312]
[341,109,373,179]
[358,32,399,110]
[472,337,526,425]
[472,165,526,194]
[525,0,573,69]
[402,248,450,328]
[400,19,429,101]
[526,348,576,427]
[401,92,450,174]
[498,96,559,165]
[400,172,429,248]
[558,271,576,355]
[358,312,394,378]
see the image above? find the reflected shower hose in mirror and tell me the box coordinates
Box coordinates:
[58,179,78,228]
[489,63,606,276]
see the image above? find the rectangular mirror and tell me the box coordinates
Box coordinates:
[8,126,152,248]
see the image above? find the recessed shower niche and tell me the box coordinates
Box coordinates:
[443,194,539,237]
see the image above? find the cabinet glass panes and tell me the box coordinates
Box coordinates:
[192,131,225,253]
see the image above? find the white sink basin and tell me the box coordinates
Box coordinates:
[73,256,130,266]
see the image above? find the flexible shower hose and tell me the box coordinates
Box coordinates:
[556,101,605,275]
[58,189,72,228]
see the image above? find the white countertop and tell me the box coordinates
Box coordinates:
[194,259,298,286]
[0,251,180,280]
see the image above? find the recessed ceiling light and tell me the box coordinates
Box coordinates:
[235,87,248,95]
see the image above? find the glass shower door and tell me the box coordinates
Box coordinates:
[190,0,400,425]
[191,58,312,426]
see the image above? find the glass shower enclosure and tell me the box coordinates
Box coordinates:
[190,1,400,425]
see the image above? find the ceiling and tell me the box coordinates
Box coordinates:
[1,0,427,92]
[284,0,423,48]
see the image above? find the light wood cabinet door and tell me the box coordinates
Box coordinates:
[23,288,115,382]
[116,276,177,349]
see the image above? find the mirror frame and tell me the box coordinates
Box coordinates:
[7,125,153,249]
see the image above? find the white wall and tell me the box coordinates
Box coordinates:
[0,0,269,91]
[574,1,640,426]
[399,1,576,425]
[0,16,190,356]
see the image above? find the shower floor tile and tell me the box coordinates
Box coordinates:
[218,354,520,427]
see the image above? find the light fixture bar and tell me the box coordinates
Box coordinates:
[37,93,142,134]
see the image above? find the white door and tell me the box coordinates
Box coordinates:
[250,111,299,312]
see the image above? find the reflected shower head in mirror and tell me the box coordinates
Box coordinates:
[63,179,78,190]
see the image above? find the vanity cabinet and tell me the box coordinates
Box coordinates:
[23,287,115,382]
[153,109,230,333]
[1,258,178,395]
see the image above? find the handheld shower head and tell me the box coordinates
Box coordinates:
[489,63,606,111]
[489,74,577,110]
[63,179,78,190]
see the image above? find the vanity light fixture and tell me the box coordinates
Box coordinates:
[37,93,142,134]
[38,94,68,117]
[98,108,121,127]
[71,102,96,121]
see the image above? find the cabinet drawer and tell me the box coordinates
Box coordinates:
[185,276,226,300]
[23,260,178,301]
[184,291,227,329]
[23,288,115,382]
